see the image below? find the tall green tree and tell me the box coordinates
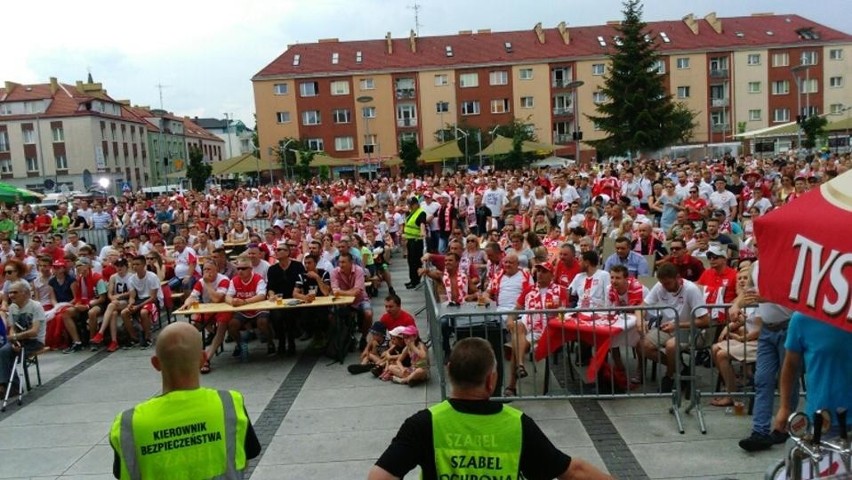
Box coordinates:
[587,0,696,159]
[186,146,212,191]
[399,138,421,175]
[801,115,828,149]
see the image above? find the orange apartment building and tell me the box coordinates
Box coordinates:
[252,13,852,165]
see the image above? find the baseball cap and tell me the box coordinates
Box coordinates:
[75,258,92,267]
[401,325,419,337]
[706,244,728,258]
[535,262,554,272]
[369,321,387,337]
[52,260,67,268]
[389,326,407,338]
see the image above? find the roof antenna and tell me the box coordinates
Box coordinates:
[87,66,93,83]
[408,1,423,36]
[155,82,169,110]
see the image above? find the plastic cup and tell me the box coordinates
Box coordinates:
[734,401,745,416]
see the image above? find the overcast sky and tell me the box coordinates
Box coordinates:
[3,0,848,127]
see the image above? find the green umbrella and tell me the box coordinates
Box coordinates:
[0,182,41,203]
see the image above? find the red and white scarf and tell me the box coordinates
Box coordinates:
[442,269,468,303]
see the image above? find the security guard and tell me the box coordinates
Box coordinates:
[403,196,427,289]
[110,323,260,479]
[368,337,612,480]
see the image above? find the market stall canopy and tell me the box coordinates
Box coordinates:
[478,135,515,156]
[532,156,574,168]
[420,140,464,163]
[224,155,278,175]
[311,154,356,168]
[0,182,43,203]
[754,169,852,331]
[383,156,402,167]
[521,139,560,154]
[211,153,256,175]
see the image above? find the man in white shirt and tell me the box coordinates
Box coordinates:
[63,231,87,257]
[421,192,441,253]
[638,263,710,392]
[242,192,259,220]
[482,254,532,314]
[121,255,163,349]
[620,171,642,208]
[568,250,611,310]
[482,178,508,227]
[246,243,270,281]
[708,177,738,219]
[169,235,198,291]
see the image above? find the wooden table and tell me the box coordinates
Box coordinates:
[173,295,356,316]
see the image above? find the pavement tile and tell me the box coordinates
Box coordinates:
[635,438,778,479]
[277,403,418,435]
[1,401,138,427]
[61,445,115,476]
[290,383,426,410]
[250,460,378,480]
[0,423,110,448]
[259,429,396,465]
[0,446,90,478]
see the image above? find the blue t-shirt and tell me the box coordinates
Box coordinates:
[785,312,852,424]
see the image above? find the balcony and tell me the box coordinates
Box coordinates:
[711,123,731,133]
[552,79,574,89]
[395,88,416,100]
[552,106,574,116]
[397,118,417,128]
[709,68,729,78]
[553,133,573,144]
[710,98,729,108]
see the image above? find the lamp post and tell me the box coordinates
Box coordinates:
[565,80,585,163]
[356,96,374,179]
[454,126,469,167]
[223,113,234,159]
[278,138,295,183]
[791,64,808,153]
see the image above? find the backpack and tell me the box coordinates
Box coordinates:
[325,308,357,364]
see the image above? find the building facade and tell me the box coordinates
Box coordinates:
[195,117,255,159]
[252,13,852,163]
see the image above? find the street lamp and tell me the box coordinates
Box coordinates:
[223,113,234,159]
[791,64,809,153]
[454,126,469,167]
[278,138,295,182]
[564,80,585,162]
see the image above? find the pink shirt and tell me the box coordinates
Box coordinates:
[331,265,369,304]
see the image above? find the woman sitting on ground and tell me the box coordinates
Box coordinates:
[384,325,429,387]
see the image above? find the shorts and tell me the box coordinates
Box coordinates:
[233,311,269,324]
[365,264,377,277]
[134,299,159,319]
[716,339,758,362]
[646,325,711,350]
[519,316,545,343]
[353,300,373,314]
[196,312,233,326]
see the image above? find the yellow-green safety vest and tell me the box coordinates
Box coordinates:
[110,388,249,480]
[404,206,425,240]
[430,400,523,479]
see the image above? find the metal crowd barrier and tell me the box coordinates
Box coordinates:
[244,218,271,234]
[424,279,703,433]
[17,228,113,252]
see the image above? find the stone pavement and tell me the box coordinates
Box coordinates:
[0,254,787,479]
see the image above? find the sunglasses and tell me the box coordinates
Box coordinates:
[4,270,15,274]
[236,267,251,271]
[670,246,683,251]
[146,257,156,260]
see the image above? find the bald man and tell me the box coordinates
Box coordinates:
[109,323,261,479]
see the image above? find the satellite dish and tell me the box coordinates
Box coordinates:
[83,169,93,189]
[44,179,56,191]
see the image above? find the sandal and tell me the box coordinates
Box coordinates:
[710,397,734,407]
[516,364,528,379]
[200,360,211,374]
[630,374,643,385]
[503,386,517,397]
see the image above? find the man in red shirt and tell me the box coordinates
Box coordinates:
[226,257,271,360]
[379,294,416,331]
[608,264,645,382]
[34,207,52,233]
[682,187,708,224]
[664,238,704,282]
[697,244,738,323]
[551,243,581,289]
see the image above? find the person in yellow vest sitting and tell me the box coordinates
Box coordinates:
[109,322,260,479]
[368,337,612,480]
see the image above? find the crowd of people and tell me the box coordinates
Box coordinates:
[0,151,848,408]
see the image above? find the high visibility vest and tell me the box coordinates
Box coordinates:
[404,207,424,240]
[429,400,523,479]
[110,388,249,480]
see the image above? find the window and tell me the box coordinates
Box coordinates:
[0,159,10,173]
[489,71,508,85]
[490,99,510,114]
[301,110,321,125]
[650,60,666,74]
[0,131,8,152]
[519,68,533,80]
[26,157,38,172]
[436,102,449,113]
[359,78,374,90]
[553,94,572,114]
[829,49,843,60]
[551,67,572,87]
[520,96,534,108]
[773,108,790,123]
[772,52,789,67]
[395,78,416,99]
[801,78,818,94]
[22,128,35,144]
[593,91,608,104]
[592,63,605,76]
[55,154,68,170]
[396,104,417,127]
[460,100,480,115]
[676,86,690,99]
[331,52,339,64]
[801,51,818,66]
[748,109,762,121]
[399,132,418,146]
[299,82,318,97]
[330,80,349,96]
[334,137,354,151]
[748,81,761,93]
[676,58,690,69]
[332,109,351,124]
[747,54,761,65]
[830,104,844,114]
[830,76,843,88]
[771,80,790,95]
[273,83,288,95]
[434,74,449,86]
[52,126,64,142]
[362,106,376,118]
[276,111,291,123]
[364,134,377,147]
[0,104,11,115]
[306,138,324,151]
[459,73,479,88]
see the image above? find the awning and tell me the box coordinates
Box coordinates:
[732,112,849,139]
[225,155,278,175]
[522,139,561,154]
[311,154,356,168]
[165,170,187,179]
[420,140,464,163]
[478,135,515,156]
[211,153,256,175]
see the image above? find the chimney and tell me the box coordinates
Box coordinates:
[49,77,59,94]
[682,13,699,35]
[4,81,20,92]
[409,29,417,53]
[476,29,491,34]
[704,12,723,34]
[117,99,131,106]
[557,21,570,44]
[385,32,393,55]
[533,22,545,44]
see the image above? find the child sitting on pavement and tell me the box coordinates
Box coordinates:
[385,325,430,387]
[347,321,389,374]
[377,326,409,379]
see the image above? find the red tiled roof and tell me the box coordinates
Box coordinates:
[182,117,224,142]
[254,14,852,78]
[0,81,146,124]
[123,106,161,132]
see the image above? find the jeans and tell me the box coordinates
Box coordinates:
[0,340,43,387]
[437,234,449,254]
[753,326,799,436]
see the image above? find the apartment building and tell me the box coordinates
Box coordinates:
[253,12,852,163]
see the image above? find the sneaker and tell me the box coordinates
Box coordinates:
[739,432,775,452]
[770,430,789,444]
[239,341,249,362]
[90,343,101,352]
[139,339,153,350]
[267,343,277,357]
[388,287,396,296]
[106,341,120,353]
[391,376,407,384]
[123,340,138,350]
[347,363,373,375]
[91,333,104,344]
[232,345,242,357]
[63,342,83,354]
[660,375,674,393]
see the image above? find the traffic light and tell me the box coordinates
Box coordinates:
[572,131,583,141]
